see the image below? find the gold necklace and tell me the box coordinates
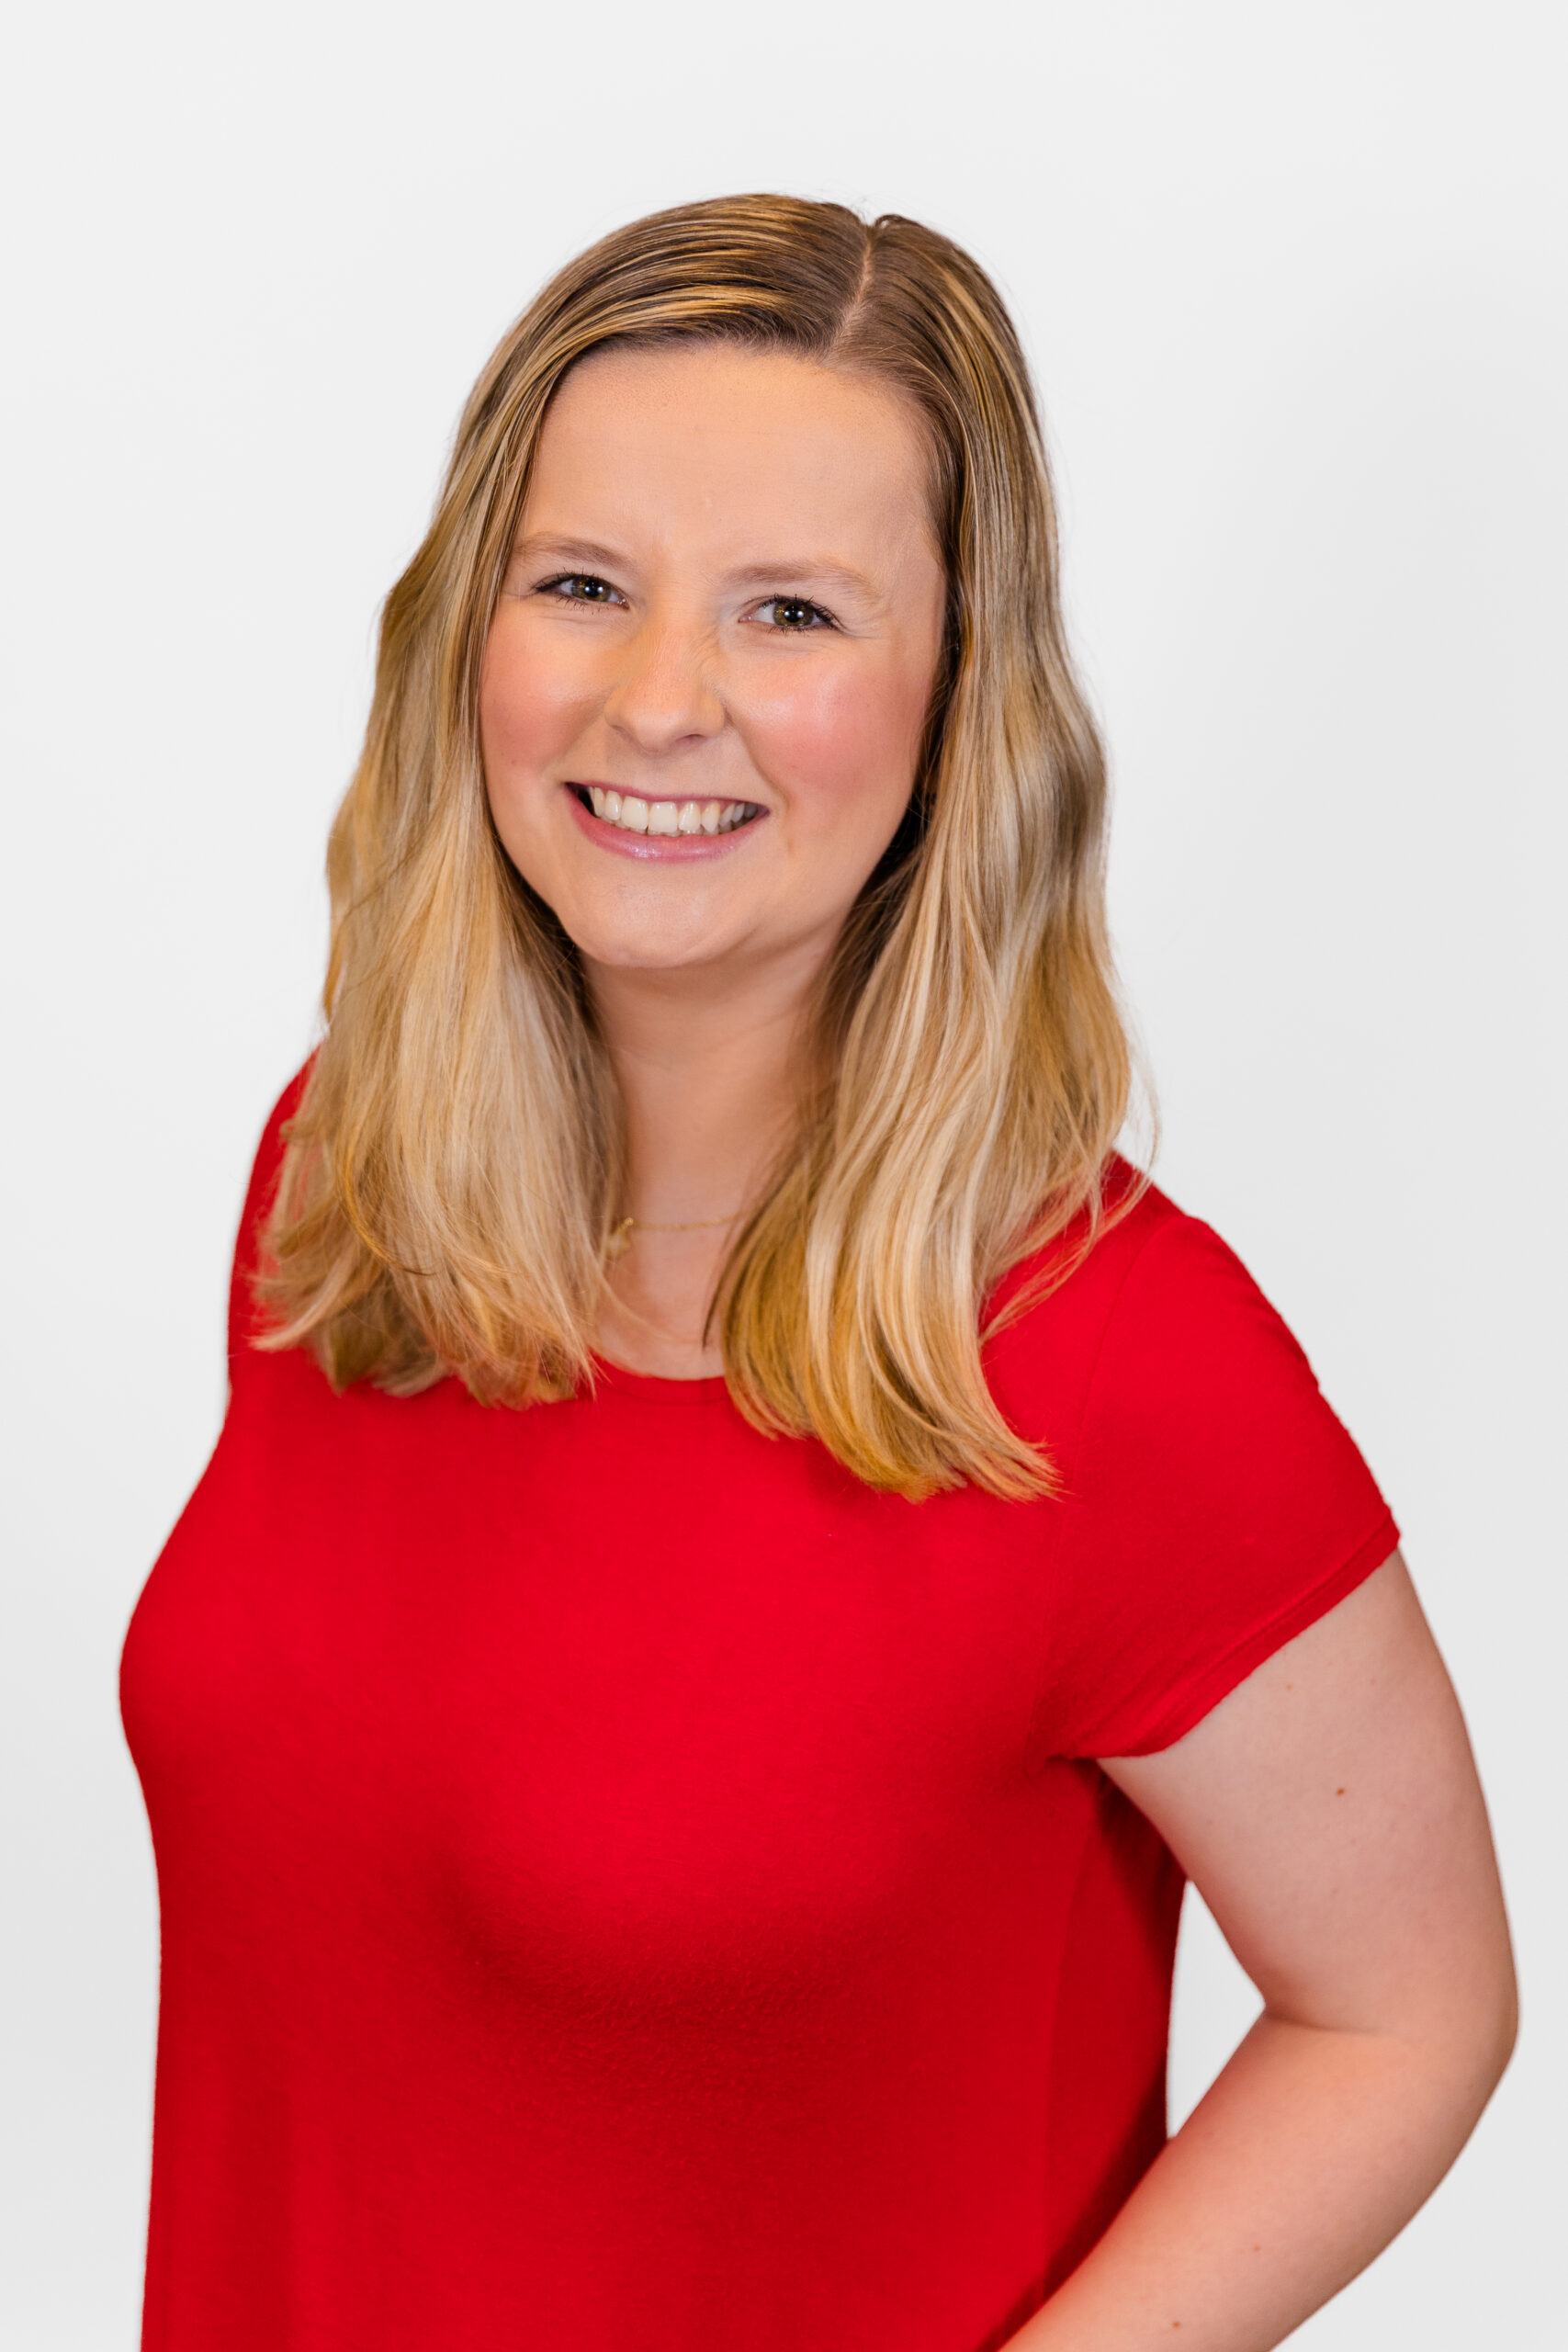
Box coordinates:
[605,1209,744,1261]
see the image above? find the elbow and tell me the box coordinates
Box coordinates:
[1449,1946,1519,2133]
[1483,1913,1520,2086]
[1486,1963,1520,2091]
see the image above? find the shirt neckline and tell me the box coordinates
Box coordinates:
[588,1352,731,1405]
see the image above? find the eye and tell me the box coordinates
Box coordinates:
[538,573,625,606]
[752,594,836,633]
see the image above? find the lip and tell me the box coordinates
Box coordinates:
[562,783,769,863]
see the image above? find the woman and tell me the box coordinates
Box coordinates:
[120,196,1516,2351]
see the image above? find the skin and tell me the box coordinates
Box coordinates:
[479,343,1516,2346]
[1019,1555,1516,2349]
[480,342,946,1379]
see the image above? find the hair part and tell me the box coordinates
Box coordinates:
[257,193,1145,1498]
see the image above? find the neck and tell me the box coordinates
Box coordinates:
[587,948,819,1218]
[581,945,821,1377]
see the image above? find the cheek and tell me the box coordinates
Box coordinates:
[479,615,590,801]
[747,657,930,829]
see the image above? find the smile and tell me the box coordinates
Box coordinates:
[572,786,764,838]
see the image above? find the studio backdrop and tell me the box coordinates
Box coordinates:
[3,4,1562,2346]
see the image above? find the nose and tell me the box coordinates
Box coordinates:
[601,612,727,757]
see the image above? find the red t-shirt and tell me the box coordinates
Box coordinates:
[120,1077,1398,2352]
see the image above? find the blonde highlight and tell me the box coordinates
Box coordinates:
[258,194,1145,1496]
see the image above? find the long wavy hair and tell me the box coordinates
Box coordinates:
[258,193,1142,1498]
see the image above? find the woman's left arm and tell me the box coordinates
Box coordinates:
[1010,1551,1517,2352]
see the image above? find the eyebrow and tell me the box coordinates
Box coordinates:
[511,537,626,572]
[724,560,879,599]
[513,536,880,600]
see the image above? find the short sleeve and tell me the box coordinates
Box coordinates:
[225,1063,312,1374]
[1037,1211,1400,1759]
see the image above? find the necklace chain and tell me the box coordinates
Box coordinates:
[605,1209,744,1260]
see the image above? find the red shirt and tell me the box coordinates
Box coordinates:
[120,1078,1397,2352]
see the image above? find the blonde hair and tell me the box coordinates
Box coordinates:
[259,194,1140,1498]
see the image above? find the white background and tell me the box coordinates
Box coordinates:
[3,3,1563,2344]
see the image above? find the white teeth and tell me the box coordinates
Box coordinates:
[583,788,758,838]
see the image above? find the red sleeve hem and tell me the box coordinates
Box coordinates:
[1100,1509,1403,1758]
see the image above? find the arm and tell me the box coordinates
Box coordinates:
[1009,1552,1516,2352]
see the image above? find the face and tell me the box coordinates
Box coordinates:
[479,343,947,993]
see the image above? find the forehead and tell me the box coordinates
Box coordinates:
[523,343,936,551]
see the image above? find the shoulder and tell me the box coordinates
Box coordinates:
[227,1060,315,1362]
[1002,1168,1399,1759]
[991,1159,1291,1332]
[983,1161,1280,1432]
[246,1060,313,1197]
[984,1159,1389,1538]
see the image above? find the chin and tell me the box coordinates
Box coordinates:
[588,940,746,978]
[566,912,751,977]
